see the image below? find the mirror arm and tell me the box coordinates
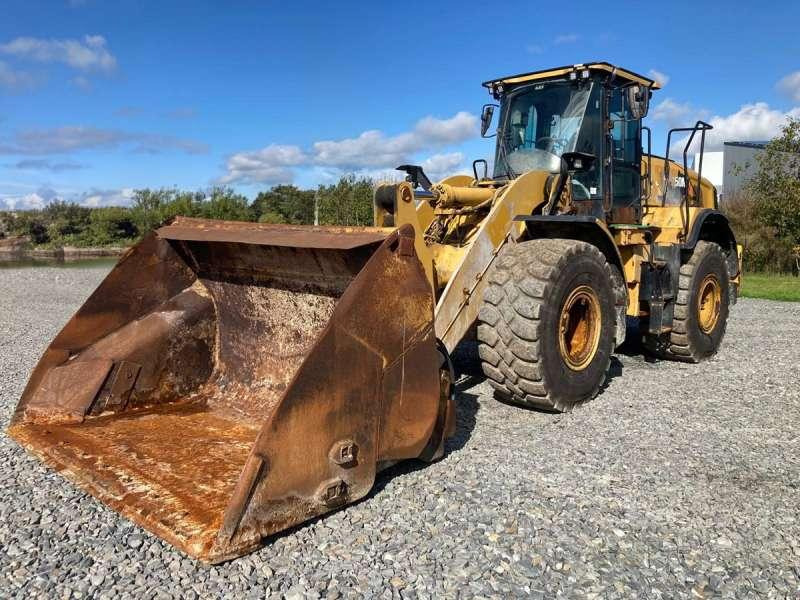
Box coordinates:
[544,158,570,215]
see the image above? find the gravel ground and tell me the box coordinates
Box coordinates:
[1,265,799,599]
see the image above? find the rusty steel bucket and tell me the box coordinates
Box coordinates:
[8,217,455,563]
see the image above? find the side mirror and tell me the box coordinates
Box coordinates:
[480,104,497,137]
[627,85,650,119]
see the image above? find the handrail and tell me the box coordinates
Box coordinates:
[642,125,652,205]
[663,121,713,237]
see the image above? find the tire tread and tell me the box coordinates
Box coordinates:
[644,241,729,362]
[476,239,613,412]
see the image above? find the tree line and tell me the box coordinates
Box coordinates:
[723,117,800,274]
[2,121,798,273]
[0,175,375,249]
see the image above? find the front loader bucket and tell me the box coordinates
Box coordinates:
[8,217,454,563]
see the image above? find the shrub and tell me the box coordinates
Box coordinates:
[86,207,139,246]
[722,191,797,274]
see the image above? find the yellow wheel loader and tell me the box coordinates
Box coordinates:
[8,62,739,562]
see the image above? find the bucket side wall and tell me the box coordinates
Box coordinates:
[11,233,198,425]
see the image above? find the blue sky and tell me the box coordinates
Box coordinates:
[1,0,799,208]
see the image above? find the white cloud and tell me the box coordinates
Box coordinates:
[312,130,413,169]
[313,111,476,169]
[219,144,306,184]
[220,111,478,185]
[651,98,697,125]
[1,186,134,210]
[36,186,61,202]
[674,102,800,153]
[3,192,48,210]
[647,69,670,87]
[13,126,120,152]
[78,187,134,207]
[421,152,465,180]
[776,71,800,103]
[0,126,208,155]
[657,78,800,154]
[0,60,35,90]
[526,44,543,55]
[554,33,579,44]
[2,186,59,210]
[0,35,116,72]
[415,112,477,145]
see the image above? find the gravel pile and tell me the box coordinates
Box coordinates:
[1,265,799,599]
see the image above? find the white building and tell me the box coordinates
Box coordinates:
[691,151,723,190]
[691,141,768,198]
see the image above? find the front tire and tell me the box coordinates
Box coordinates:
[477,239,617,412]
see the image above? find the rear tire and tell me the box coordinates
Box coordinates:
[477,239,616,412]
[644,240,730,362]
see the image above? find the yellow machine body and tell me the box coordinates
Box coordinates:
[377,64,740,349]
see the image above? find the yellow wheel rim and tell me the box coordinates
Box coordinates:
[558,285,602,371]
[697,274,721,334]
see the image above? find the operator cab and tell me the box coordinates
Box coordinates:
[482,62,659,224]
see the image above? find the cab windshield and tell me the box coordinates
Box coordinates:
[495,80,595,179]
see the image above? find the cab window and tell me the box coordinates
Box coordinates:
[609,88,641,206]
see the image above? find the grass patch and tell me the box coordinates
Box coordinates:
[740,272,800,302]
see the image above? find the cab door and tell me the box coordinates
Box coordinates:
[606,87,642,224]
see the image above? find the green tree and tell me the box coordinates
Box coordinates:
[86,207,139,246]
[10,211,50,244]
[43,201,91,244]
[130,188,178,233]
[746,117,800,244]
[162,190,203,222]
[28,217,49,245]
[198,187,251,221]
[129,188,209,234]
[258,211,286,224]
[0,210,45,242]
[722,190,798,273]
[317,175,374,226]
[1,178,383,250]
[251,185,315,224]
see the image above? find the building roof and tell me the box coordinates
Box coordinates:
[723,141,769,150]
[482,62,661,91]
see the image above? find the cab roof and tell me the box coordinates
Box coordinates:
[482,62,661,92]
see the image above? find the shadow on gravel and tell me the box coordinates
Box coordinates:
[615,318,658,362]
[244,329,648,557]
[448,380,481,453]
[239,328,641,558]
[368,375,482,500]
[450,339,483,377]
